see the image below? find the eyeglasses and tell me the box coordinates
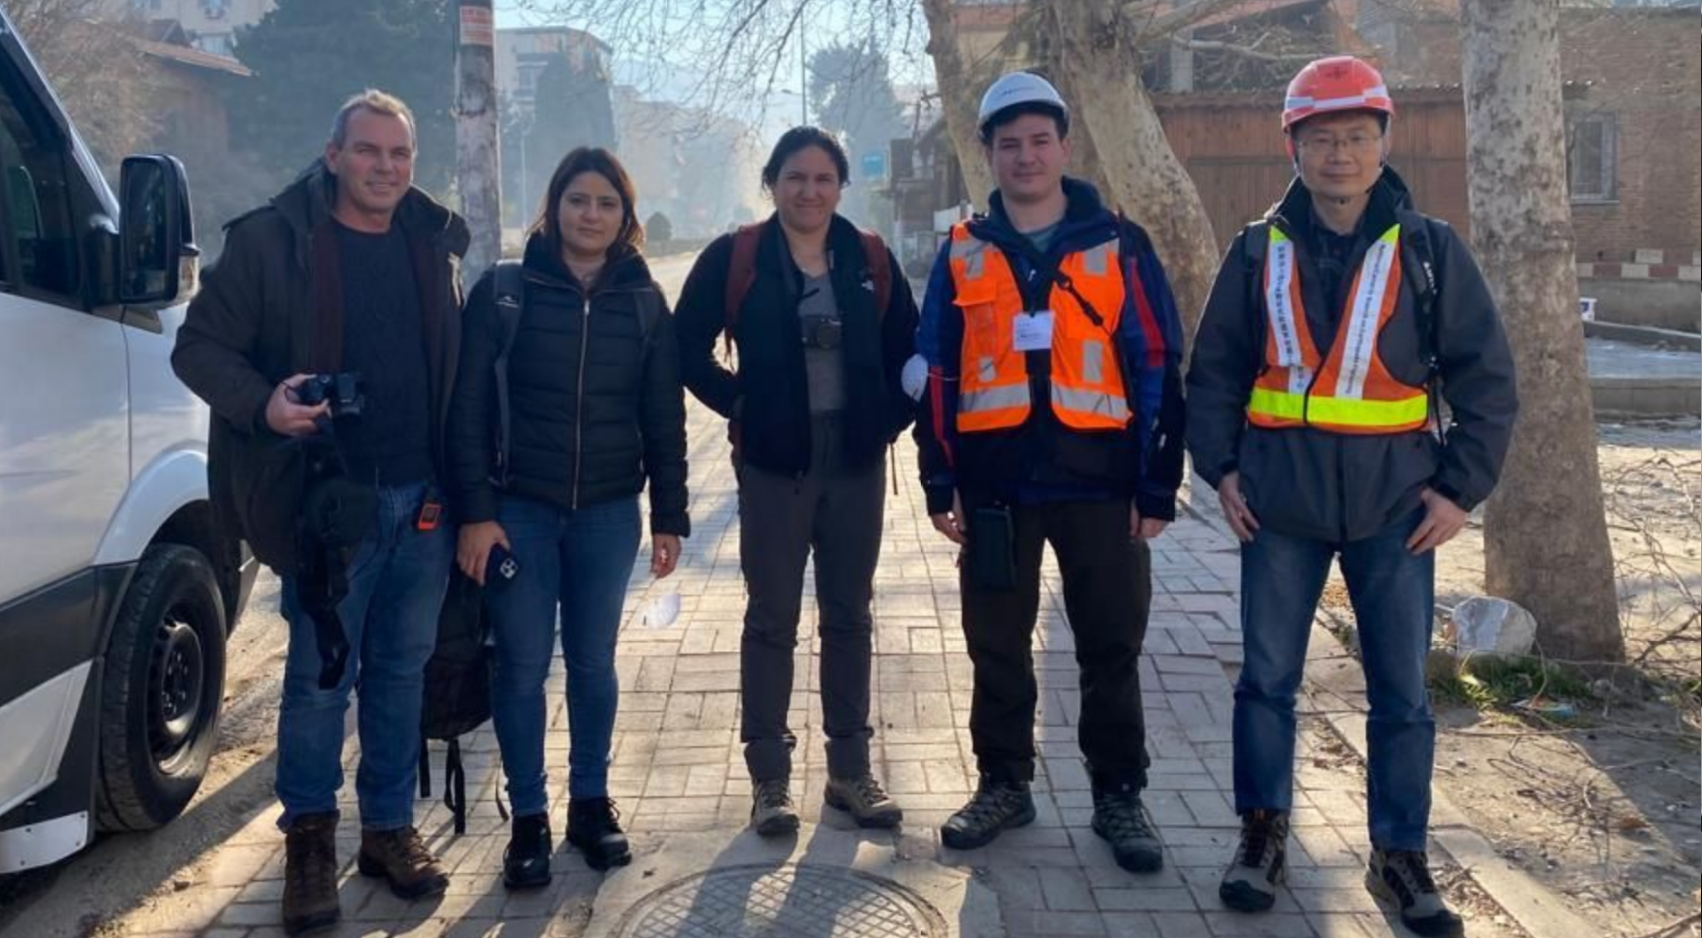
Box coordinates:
[1297,132,1384,153]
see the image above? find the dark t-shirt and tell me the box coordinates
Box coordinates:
[333,220,432,485]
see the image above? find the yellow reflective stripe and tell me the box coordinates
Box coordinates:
[1248,388,1428,427]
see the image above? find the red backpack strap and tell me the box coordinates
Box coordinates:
[856,228,893,317]
[722,224,764,351]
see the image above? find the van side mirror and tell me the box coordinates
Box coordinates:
[119,155,196,305]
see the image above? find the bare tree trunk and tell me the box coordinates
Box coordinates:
[1045,4,1219,340]
[920,0,996,209]
[1461,0,1623,662]
[455,0,502,275]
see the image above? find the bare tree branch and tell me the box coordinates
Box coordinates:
[9,0,163,174]
[1170,32,1325,64]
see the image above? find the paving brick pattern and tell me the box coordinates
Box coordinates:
[110,401,1528,938]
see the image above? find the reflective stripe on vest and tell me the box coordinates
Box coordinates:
[1248,223,1429,435]
[948,223,1130,433]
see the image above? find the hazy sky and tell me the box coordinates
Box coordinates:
[491,1,934,107]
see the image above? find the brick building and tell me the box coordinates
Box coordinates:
[1556,8,1700,267]
[889,1,1699,326]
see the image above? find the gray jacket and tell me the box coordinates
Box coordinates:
[1185,168,1518,542]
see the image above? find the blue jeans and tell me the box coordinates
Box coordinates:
[277,480,453,831]
[1234,510,1436,851]
[486,495,640,813]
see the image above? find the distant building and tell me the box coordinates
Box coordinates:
[612,86,764,240]
[495,26,611,115]
[114,0,274,57]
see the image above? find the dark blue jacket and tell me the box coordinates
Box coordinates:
[913,177,1187,520]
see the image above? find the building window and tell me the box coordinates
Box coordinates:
[197,33,234,56]
[1567,114,1617,204]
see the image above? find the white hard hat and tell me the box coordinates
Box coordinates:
[977,72,1069,136]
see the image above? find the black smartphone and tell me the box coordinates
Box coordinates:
[487,544,520,589]
[969,505,1017,592]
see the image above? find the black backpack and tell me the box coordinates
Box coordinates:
[417,260,666,834]
[418,567,492,834]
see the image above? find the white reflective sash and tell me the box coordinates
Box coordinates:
[1334,225,1402,400]
[1263,230,1312,395]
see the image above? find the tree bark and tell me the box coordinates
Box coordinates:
[1045,3,1220,341]
[920,0,997,210]
[456,0,503,275]
[1461,0,1623,661]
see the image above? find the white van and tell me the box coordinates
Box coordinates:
[0,10,256,872]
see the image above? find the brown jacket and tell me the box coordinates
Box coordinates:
[171,161,470,560]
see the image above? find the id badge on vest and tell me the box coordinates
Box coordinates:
[1013,310,1055,352]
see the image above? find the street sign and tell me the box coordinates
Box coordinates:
[861,150,888,182]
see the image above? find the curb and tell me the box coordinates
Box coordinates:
[1181,482,1595,938]
[1304,612,1596,938]
[1585,320,1702,352]
[1590,376,1702,417]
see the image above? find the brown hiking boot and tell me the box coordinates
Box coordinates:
[281,812,340,936]
[356,826,449,900]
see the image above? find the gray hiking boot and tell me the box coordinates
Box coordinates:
[1090,783,1165,873]
[940,776,1035,850]
[750,779,800,837]
[824,774,904,829]
[1220,809,1290,912]
[1366,848,1465,938]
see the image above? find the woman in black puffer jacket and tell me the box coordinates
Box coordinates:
[447,147,687,884]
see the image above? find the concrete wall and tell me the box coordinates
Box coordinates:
[1579,279,1702,333]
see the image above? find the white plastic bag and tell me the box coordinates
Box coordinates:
[643,592,682,630]
[1450,596,1537,658]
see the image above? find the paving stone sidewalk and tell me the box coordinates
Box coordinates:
[109,402,1551,938]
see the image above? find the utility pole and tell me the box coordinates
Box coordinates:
[456,0,501,275]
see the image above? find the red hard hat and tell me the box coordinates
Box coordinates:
[1282,56,1395,132]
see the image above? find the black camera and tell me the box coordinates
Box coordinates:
[801,317,844,350]
[295,372,365,419]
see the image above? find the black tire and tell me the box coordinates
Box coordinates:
[95,544,228,832]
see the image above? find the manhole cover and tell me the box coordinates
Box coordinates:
[616,863,950,938]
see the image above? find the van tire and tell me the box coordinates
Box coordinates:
[95,544,228,832]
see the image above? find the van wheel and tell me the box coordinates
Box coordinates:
[95,544,228,832]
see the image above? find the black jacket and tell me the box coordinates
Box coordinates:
[674,213,918,476]
[447,235,690,536]
[1185,168,1519,542]
[171,161,469,561]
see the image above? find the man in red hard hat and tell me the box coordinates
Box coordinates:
[1186,56,1518,936]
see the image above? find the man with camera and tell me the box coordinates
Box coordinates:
[172,90,469,937]
[912,72,1186,872]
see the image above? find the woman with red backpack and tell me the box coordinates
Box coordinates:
[673,127,918,837]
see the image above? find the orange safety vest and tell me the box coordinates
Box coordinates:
[1248,223,1429,435]
[947,223,1130,434]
